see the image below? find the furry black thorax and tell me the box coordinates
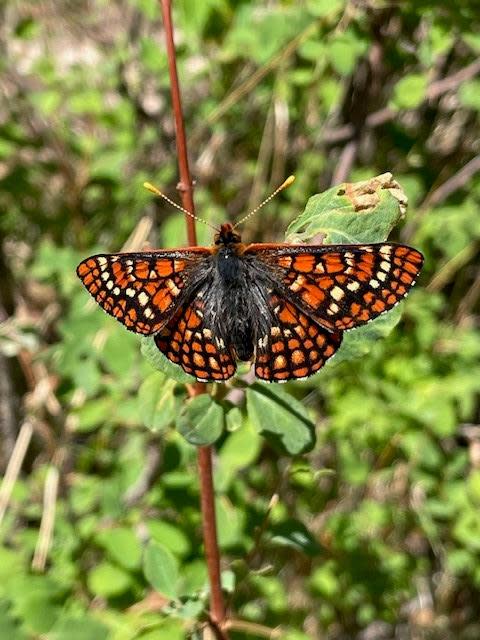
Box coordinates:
[184,223,275,362]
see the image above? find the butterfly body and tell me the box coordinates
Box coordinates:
[77,223,423,383]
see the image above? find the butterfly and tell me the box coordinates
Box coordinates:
[77,212,424,383]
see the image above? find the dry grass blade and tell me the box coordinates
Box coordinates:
[0,420,33,526]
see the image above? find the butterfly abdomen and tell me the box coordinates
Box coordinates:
[212,246,254,361]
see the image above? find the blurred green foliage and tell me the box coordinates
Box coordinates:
[1,0,480,638]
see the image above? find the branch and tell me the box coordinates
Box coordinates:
[159,1,227,634]
[322,58,480,146]
[421,155,480,209]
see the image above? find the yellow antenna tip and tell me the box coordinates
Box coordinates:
[143,181,163,196]
[282,175,295,189]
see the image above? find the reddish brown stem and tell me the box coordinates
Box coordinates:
[160,0,196,246]
[159,1,227,633]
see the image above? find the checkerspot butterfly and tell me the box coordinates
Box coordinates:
[77,179,423,382]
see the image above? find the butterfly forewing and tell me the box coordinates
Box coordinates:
[247,243,423,331]
[77,249,210,335]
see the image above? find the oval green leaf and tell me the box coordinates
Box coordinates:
[246,385,315,454]
[177,394,224,446]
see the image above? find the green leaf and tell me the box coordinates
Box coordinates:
[246,386,315,454]
[73,398,113,433]
[96,527,142,570]
[177,394,224,446]
[215,496,244,548]
[177,560,208,597]
[48,616,110,640]
[138,372,177,432]
[87,562,132,598]
[216,421,262,490]
[270,519,322,556]
[147,520,191,557]
[143,541,179,600]
[286,173,407,244]
[328,31,368,76]
[141,337,195,383]
[459,79,480,111]
[391,74,428,110]
[307,0,345,18]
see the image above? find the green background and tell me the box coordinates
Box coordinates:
[1,1,480,638]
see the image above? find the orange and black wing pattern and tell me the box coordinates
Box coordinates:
[76,249,209,335]
[255,292,342,382]
[247,242,423,332]
[154,293,237,381]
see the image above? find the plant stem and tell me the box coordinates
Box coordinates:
[160,0,196,246]
[159,1,227,634]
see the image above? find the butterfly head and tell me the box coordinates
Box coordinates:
[214,223,242,246]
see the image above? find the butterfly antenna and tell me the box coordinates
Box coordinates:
[232,175,295,230]
[143,182,218,231]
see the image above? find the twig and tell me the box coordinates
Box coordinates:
[159,1,227,635]
[122,443,161,507]
[426,241,477,293]
[322,58,480,146]
[402,155,480,243]
[0,420,33,526]
[225,618,283,639]
[160,0,196,245]
[330,140,358,185]
[426,58,480,99]
[32,464,59,571]
[455,268,480,324]
[420,155,480,210]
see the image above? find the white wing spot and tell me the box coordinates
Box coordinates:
[144,307,154,319]
[258,335,268,349]
[271,327,281,336]
[380,260,391,272]
[138,292,149,306]
[106,280,114,290]
[101,272,110,281]
[167,279,180,295]
[369,279,380,288]
[331,286,345,301]
[126,288,135,297]
[290,275,306,292]
[327,302,339,315]
[377,271,387,282]
[113,287,120,295]
[347,281,360,292]
[97,256,107,267]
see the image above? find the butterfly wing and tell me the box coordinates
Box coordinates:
[77,249,210,335]
[245,242,423,331]
[154,293,237,382]
[254,292,342,382]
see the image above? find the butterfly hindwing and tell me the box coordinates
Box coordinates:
[255,292,343,382]
[77,250,209,335]
[154,296,237,382]
[247,243,423,331]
